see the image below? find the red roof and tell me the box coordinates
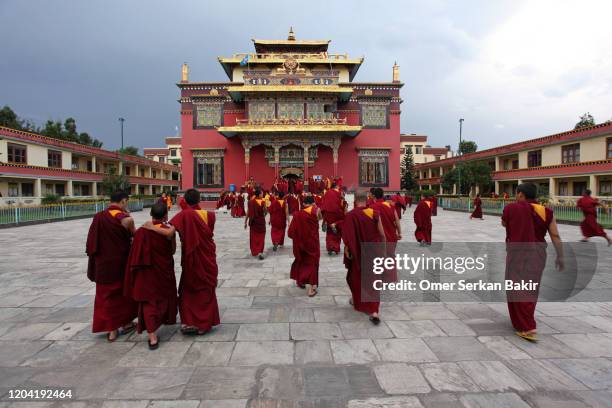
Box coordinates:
[400,134,427,142]
[165,137,181,145]
[423,147,449,155]
[143,148,169,156]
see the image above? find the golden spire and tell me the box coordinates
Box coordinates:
[288,27,295,41]
[393,61,400,83]
[181,62,189,83]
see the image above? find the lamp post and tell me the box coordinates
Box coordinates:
[118,117,125,150]
[458,118,464,195]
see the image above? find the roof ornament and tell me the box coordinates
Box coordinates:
[393,61,400,83]
[181,62,189,83]
[288,27,296,41]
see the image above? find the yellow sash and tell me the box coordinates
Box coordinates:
[304,206,313,214]
[255,199,264,206]
[277,199,285,207]
[363,208,374,219]
[195,209,209,225]
[108,209,122,218]
[382,202,392,208]
[530,203,546,222]
[424,201,432,208]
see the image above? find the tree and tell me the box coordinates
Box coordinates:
[100,166,130,195]
[0,106,23,129]
[441,160,492,195]
[459,140,478,155]
[574,112,595,129]
[400,146,418,191]
[117,146,140,156]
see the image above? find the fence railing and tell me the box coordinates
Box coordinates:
[438,197,612,228]
[0,200,144,227]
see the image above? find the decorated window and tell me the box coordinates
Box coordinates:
[193,150,224,188]
[306,102,334,120]
[277,101,304,120]
[48,150,62,168]
[561,143,580,164]
[194,103,223,128]
[7,143,27,164]
[358,150,389,187]
[361,103,388,128]
[248,100,275,121]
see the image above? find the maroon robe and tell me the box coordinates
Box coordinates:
[322,188,345,253]
[392,194,406,219]
[288,205,320,286]
[502,200,551,332]
[577,196,608,239]
[342,207,382,314]
[170,206,220,331]
[234,194,246,217]
[414,199,432,243]
[471,197,483,219]
[269,198,287,246]
[287,194,300,215]
[371,199,398,281]
[124,222,177,333]
[247,198,266,256]
[429,196,438,216]
[86,205,137,333]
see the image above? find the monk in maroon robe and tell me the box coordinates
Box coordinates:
[287,193,300,215]
[170,189,220,335]
[366,188,376,208]
[86,191,137,341]
[392,193,406,219]
[288,195,321,297]
[342,192,387,323]
[370,188,401,282]
[414,195,433,245]
[577,190,611,245]
[429,195,438,216]
[124,202,177,349]
[502,182,564,342]
[470,194,483,219]
[269,191,289,251]
[245,188,267,259]
[321,185,345,256]
[234,191,246,217]
[404,193,413,208]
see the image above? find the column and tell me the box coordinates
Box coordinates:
[589,174,597,196]
[439,185,443,195]
[273,146,280,179]
[91,156,97,173]
[117,161,123,175]
[475,185,480,195]
[92,182,98,197]
[333,145,339,178]
[495,181,500,195]
[303,145,310,185]
[34,178,42,198]
[244,147,250,181]
[452,184,457,195]
[66,180,73,197]
[548,177,555,200]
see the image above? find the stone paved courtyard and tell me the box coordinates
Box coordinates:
[1,204,612,407]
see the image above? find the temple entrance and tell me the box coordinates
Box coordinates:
[280,167,303,180]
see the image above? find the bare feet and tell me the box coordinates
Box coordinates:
[308,286,318,297]
[148,332,159,350]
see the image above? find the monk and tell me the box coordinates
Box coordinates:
[502,182,564,342]
[234,190,246,217]
[245,188,267,259]
[166,193,172,211]
[577,189,611,245]
[321,183,346,256]
[470,193,483,219]
[405,193,413,208]
[414,193,433,245]
[86,191,137,342]
[124,202,177,350]
[269,191,289,251]
[366,188,376,207]
[342,191,386,324]
[170,188,220,335]
[429,195,438,216]
[392,193,406,219]
[370,188,401,282]
[287,192,300,215]
[288,195,321,297]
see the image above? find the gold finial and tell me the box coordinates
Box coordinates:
[364,88,373,96]
[181,62,189,82]
[288,27,295,41]
[392,61,400,83]
[210,88,219,96]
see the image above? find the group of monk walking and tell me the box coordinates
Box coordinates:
[86,180,609,348]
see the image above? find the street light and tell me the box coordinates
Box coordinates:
[118,117,125,150]
[458,118,464,195]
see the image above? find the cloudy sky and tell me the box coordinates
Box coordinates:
[1,0,611,152]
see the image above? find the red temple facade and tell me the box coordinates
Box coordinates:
[178,29,402,193]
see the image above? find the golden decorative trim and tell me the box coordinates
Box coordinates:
[216,124,362,133]
[227,85,353,93]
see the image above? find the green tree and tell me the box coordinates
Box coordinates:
[0,106,23,129]
[117,146,140,156]
[574,112,595,129]
[100,166,130,195]
[441,161,491,195]
[459,140,478,155]
[400,146,418,191]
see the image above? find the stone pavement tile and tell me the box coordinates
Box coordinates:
[536,302,588,317]
[573,390,612,408]
[249,287,280,297]
[229,341,294,366]
[419,393,463,408]
[374,338,439,363]
[256,366,304,400]
[54,295,94,308]
[46,286,89,297]
[129,325,179,343]
[402,305,459,320]
[504,359,588,391]
[314,308,366,323]
[339,321,394,339]
[553,333,612,357]
[520,390,594,408]
[424,336,499,361]
[348,396,424,408]
[180,342,235,366]
[236,323,289,341]
[459,392,531,408]
[419,362,480,392]
[303,366,350,398]
[0,366,37,396]
[146,400,200,408]
[379,305,412,320]
[0,308,24,322]
[20,340,95,367]
[112,367,194,400]
[505,334,583,359]
[386,320,446,338]
[538,316,604,334]
[40,308,92,323]
[317,286,351,296]
[290,323,342,340]
[117,341,190,367]
[463,318,514,336]
[0,323,62,341]
[0,294,41,307]
[183,366,257,399]
[330,339,380,364]
[434,319,476,336]
[41,323,89,341]
[287,308,315,323]
[101,402,149,408]
[0,403,54,407]
[477,336,532,360]
[294,296,337,308]
[373,363,430,394]
[22,295,72,308]
[218,296,254,309]
[198,400,247,408]
[458,361,532,391]
[578,315,612,332]
[0,340,51,367]
[172,324,238,342]
[550,358,612,390]
[294,340,333,364]
[446,303,504,320]
[346,365,385,397]
[217,288,252,297]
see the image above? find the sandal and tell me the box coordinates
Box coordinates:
[120,322,136,336]
[180,326,198,335]
[515,331,538,342]
[308,288,318,297]
[148,338,159,350]
[107,330,118,343]
[369,316,381,325]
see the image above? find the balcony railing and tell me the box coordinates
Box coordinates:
[234,117,347,127]
[232,52,351,61]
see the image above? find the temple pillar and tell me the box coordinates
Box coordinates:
[66,180,73,197]
[333,147,339,178]
[34,178,42,198]
[303,144,310,185]
[548,177,555,200]
[244,147,250,182]
[92,181,97,197]
[273,146,280,179]
[589,174,597,196]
